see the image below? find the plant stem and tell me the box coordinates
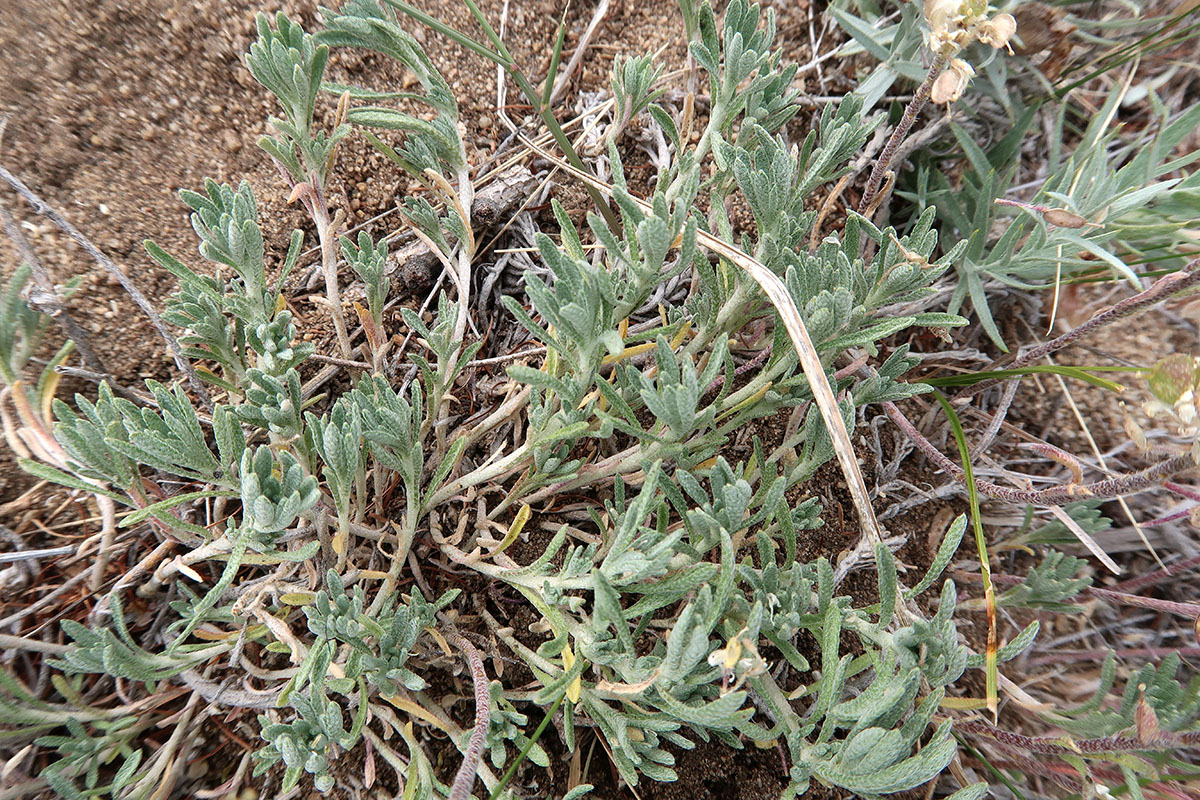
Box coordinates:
[427,441,534,509]
[1108,549,1200,592]
[858,53,948,216]
[0,165,213,411]
[1028,645,1200,666]
[683,280,754,360]
[958,253,1200,400]
[882,400,1197,505]
[0,633,69,655]
[445,627,491,800]
[436,165,476,461]
[311,191,354,361]
[1086,585,1200,619]
[506,439,662,514]
[956,719,1200,754]
[706,343,773,397]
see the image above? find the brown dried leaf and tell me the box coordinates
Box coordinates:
[1135,685,1161,744]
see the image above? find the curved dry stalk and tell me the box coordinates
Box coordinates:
[514,133,887,551]
[445,627,491,800]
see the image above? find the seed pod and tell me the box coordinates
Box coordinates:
[978,13,1017,51]
[931,60,974,103]
[1043,208,1087,228]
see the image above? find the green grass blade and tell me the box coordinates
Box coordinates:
[1056,13,1200,95]
[953,733,1029,800]
[922,365,1138,393]
[933,391,998,719]
[543,8,569,109]
[460,0,517,62]
[381,0,506,63]
[488,691,567,800]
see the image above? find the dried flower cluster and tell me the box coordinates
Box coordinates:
[923,0,1016,103]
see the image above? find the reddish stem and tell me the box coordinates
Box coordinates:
[859,53,949,215]
[1086,586,1200,619]
[1110,553,1200,593]
[1028,646,1200,666]
[956,720,1200,754]
[446,628,491,800]
[959,254,1200,400]
[883,401,1197,506]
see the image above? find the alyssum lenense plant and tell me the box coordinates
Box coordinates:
[9,1,981,797]
[8,0,1169,798]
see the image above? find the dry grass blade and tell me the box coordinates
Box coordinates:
[515,133,886,550]
[1047,505,1121,575]
[1048,367,1159,570]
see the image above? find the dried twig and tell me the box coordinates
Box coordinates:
[0,568,90,631]
[883,400,1197,505]
[51,365,151,405]
[959,254,1200,400]
[548,0,613,107]
[0,193,109,377]
[179,668,279,710]
[0,165,213,411]
[0,545,73,564]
